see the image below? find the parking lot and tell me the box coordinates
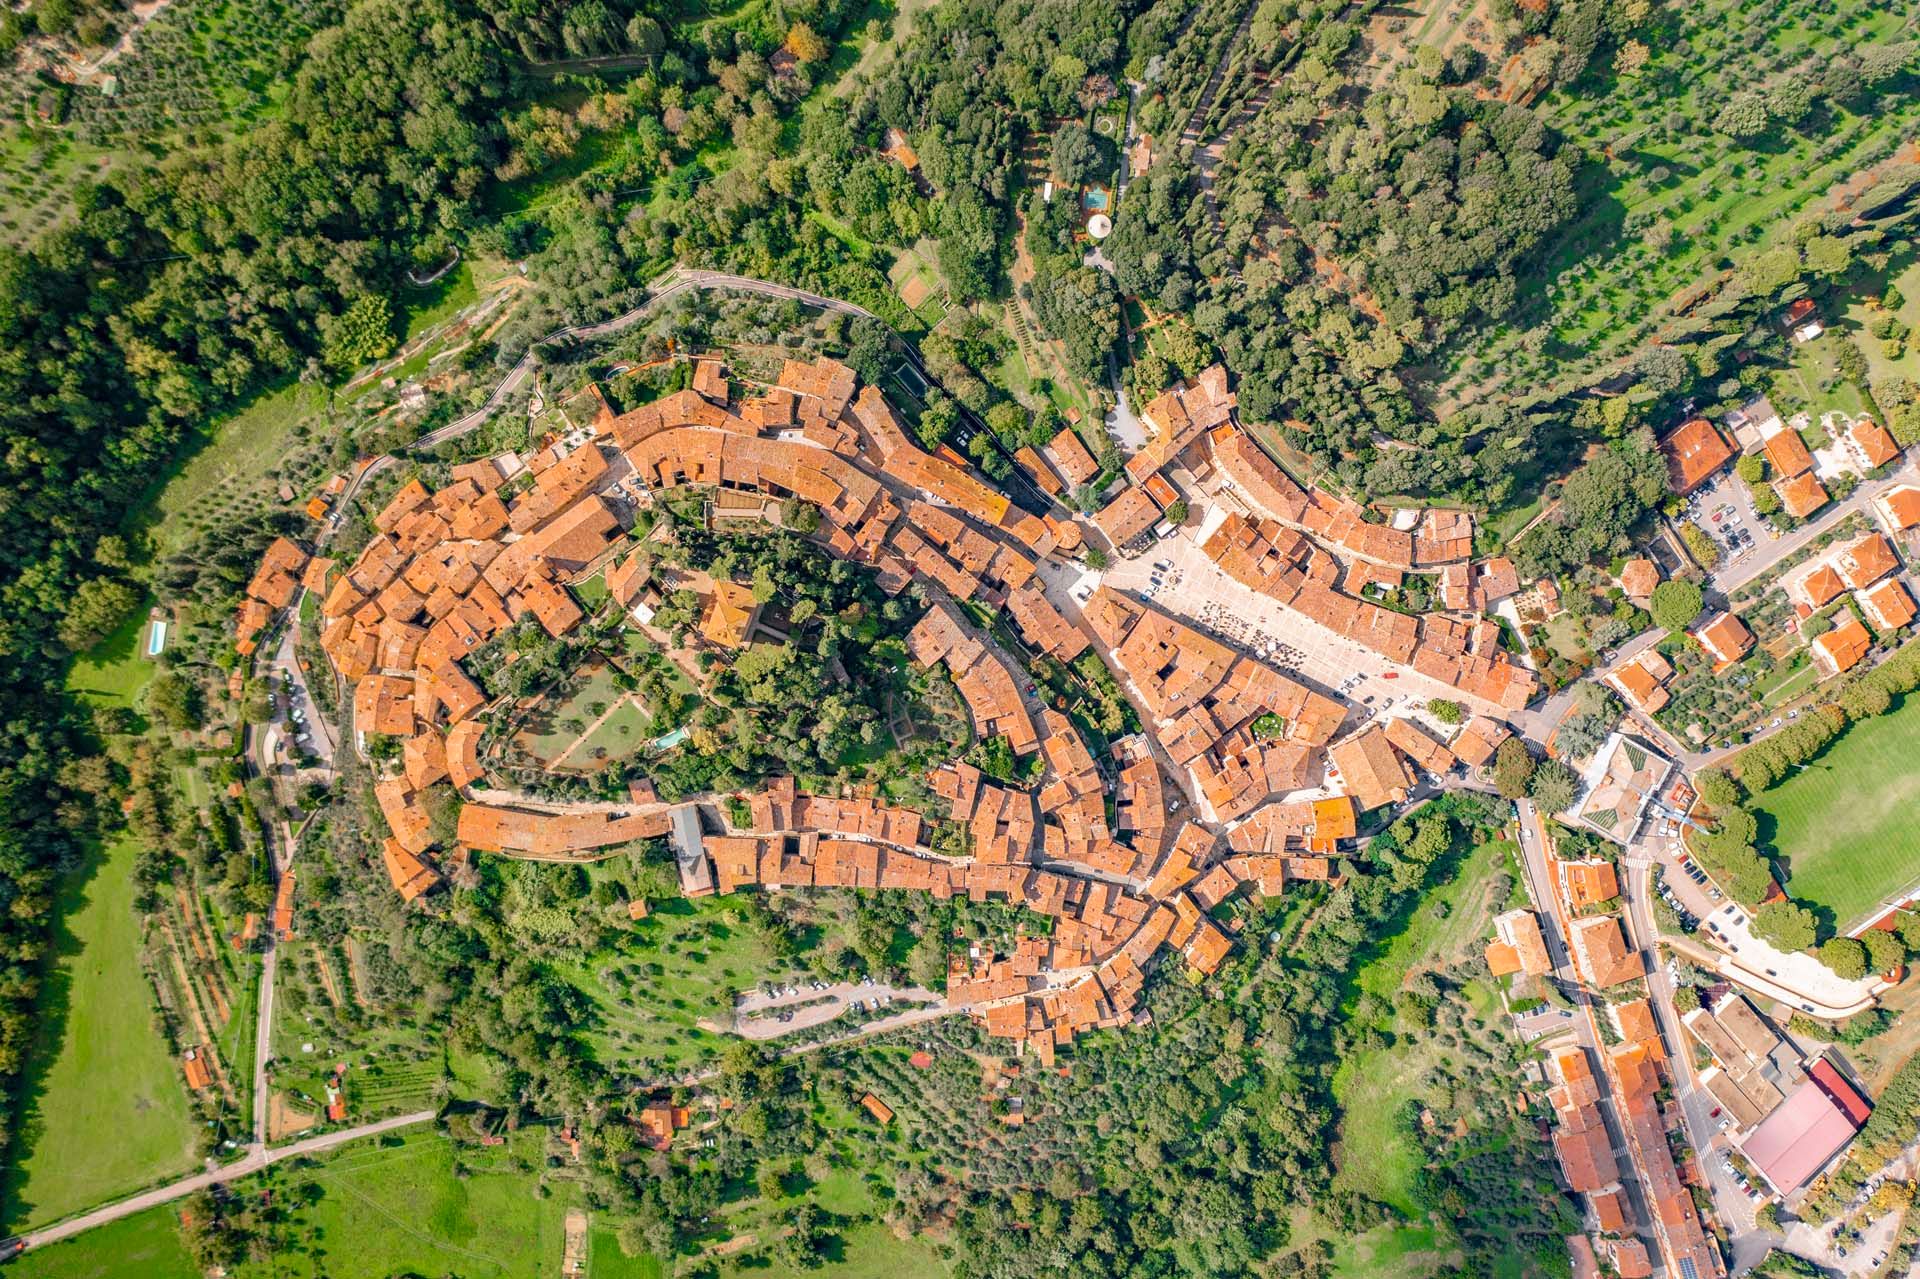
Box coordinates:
[1680,472,1767,567]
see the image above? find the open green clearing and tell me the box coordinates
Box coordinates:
[1333,835,1516,1216]
[144,380,336,558]
[552,892,796,1074]
[16,1127,661,1279]
[4,1200,199,1279]
[1326,834,1536,1277]
[401,259,479,340]
[1756,697,1920,928]
[2,836,199,1232]
[514,658,631,768]
[235,1127,590,1278]
[64,605,156,713]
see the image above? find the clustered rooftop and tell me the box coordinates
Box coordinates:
[239,354,1534,1060]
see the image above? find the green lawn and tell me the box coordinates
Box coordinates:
[513,658,629,765]
[1755,699,1920,929]
[3,837,199,1232]
[1331,836,1517,1227]
[64,605,156,714]
[715,1221,946,1279]
[402,259,479,340]
[4,1200,199,1279]
[236,1128,591,1278]
[553,893,798,1074]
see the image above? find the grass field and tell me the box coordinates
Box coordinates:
[4,1200,199,1279]
[1329,835,1519,1269]
[3,837,199,1232]
[64,605,156,714]
[714,1221,946,1278]
[239,1127,595,1278]
[1755,699,1920,929]
[555,893,797,1073]
[143,380,334,558]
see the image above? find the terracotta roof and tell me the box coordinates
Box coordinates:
[1762,426,1815,478]
[1851,418,1901,468]
[1451,716,1510,767]
[1774,470,1829,518]
[1812,616,1872,676]
[1093,485,1162,546]
[1796,563,1845,609]
[1876,485,1920,531]
[382,837,440,903]
[1860,577,1916,630]
[457,803,671,857]
[1660,418,1734,494]
[1567,915,1642,988]
[1562,859,1619,911]
[1047,427,1099,486]
[699,580,759,649]
[1618,558,1658,600]
[1328,726,1412,812]
[1692,612,1753,667]
[1837,532,1899,589]
[1493,908,1551,975]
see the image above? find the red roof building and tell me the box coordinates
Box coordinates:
[1660,419,1734,494]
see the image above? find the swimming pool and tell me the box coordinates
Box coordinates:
[147,620,168,656]
[1083,189,1110,211]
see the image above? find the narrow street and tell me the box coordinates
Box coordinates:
[1620,852,1776,1273]
[1512,802,1668,1265]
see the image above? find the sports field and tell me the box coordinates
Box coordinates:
[1756,702,1920,929]
[3,837,199,1231]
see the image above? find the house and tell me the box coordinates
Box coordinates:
[1617,558,1659,602]
[1328,725,1412,813]
[1835,532,1899,590]
[699,581,760,649]
[1774,471,1830,519]
[1874,484,1920,532]
[1850,418,1901,470]
[1561,859,1620,912]
[1793,563,1846,610]
[1762,425,1815,479]
[1691,612,1754,669]
[1659,418,1735,495]
[1860,578,1916,631]
[182,1047,214,1092]
[1093,485,1162,548]
[1811,616,1873,677]
[382,837,441,903]
[1451,716,1511,768]
[859,1092,896,1124]
[1484,908,1552,977]
[272,871,297,939]
[1606,648,1673,715]
[1567,915,1642,988]
[1047,427,1099,488]
[1782,297,1822,343]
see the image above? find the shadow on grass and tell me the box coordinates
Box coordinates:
[0,841,110,1232]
